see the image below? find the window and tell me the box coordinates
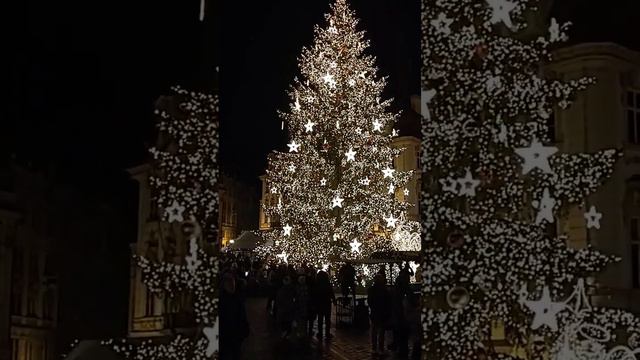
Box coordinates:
[632,217,640,288]
[547,111,557,142]
[626,90,640,144]
[145,289,155,316]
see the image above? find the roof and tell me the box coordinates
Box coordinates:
[64,341,124,360]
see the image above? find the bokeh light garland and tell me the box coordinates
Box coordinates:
[421,0,638,359]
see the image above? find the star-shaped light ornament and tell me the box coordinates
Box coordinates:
[304,121,316,133]
[372,120,383,132]
[283,224,292,236]
[320,178,327,186]
[431,13,454,35]
[382,167,395,178]
[203,321,219,357]
[165,200,186,223]
[515,138,558,175]
[457,169,480,197]
[439,177,458,194]
[392,129,399,137]
[486,0,517,29]
[584,205,602,229]
[323,73,336,89]
[403,188,409,196]
[345,148,356,162]
[331,195,344,209]
[288,165,296,172]
[388,184,395,194]
[288,141,300,153]
[524,286,566,331]
[533,188,556,225]
[421,89,436,120]
[385,215,398,228]
[349,238,362,254]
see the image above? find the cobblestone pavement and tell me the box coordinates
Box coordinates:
[241,297,412,360]
[242,298,380,360]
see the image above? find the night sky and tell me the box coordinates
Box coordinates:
[4,0,640,348]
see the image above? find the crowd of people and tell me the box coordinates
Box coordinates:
[218,252,422,360]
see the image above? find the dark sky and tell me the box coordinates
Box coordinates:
[6,0,639,198]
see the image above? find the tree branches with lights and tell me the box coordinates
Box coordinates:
[102,86,219,359]
[421,0,640,359]
[260,0,414,267]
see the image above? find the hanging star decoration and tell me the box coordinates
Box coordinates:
[323,73,337,89]
[486,0,517,29]
[304,121,316,132]
[165,200,186,223]
[383,167,396,178]
[345,148,356,162]
[533,188,556,224]
[584,205,602,229]
[283,224,292,236]
[288,165,296,172]
[349,238,362,254]
[457,169,480,197]
[288,141,300,153]
[331,195,344,208]
[385,214,398,228]
[388,184,395,194]
[431,13,454,35]
[515,138,558,175]
[439,177,458,194]
[403,188,410,196]
[320,178,327,186]
[373,119,383,132]
[523,286,566,331]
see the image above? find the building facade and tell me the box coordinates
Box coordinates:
[0,165,57,360]
[547,42,640,311]
[127,164,198,339]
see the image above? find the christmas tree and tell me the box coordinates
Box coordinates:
[261,0,414,267]
[102,87,219,359]
[422,0,640,359]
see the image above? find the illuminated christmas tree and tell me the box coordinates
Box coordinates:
[102,87,219,359]
[262,0,413,267]
[422,0,640,359]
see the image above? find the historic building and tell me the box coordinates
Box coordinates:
[546,42,640,311]
[0,164,57,360]
[127,164,199,339]
[219,173,258,247]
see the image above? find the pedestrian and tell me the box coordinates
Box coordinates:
[295,274,310,338]
[338,262,356,304]
[390,270,410,355]
[404,292,422,360]
[306,269,318,336]
[220,272,249,360]
[266,266,277,314]
[368,273,392,356]
[276,275,296,338]
[312,270,336,341]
